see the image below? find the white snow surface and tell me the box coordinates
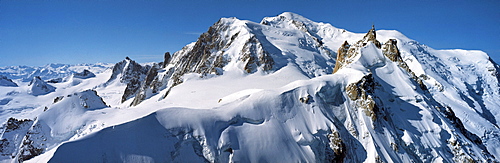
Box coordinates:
[0,12,499,162]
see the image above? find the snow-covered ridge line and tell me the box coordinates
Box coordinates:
[0,63,113,82]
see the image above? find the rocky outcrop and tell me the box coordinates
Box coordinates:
[15,124,43,162]
[130,18,278,106]
[333,27,428,91]
[163,52,171,68]
[327,130,346,162]
[0,118,34,159]
[345,74,379,121]
[106,57,149,84]
[77,90,108,110]
[73,69,95,79]
[332,26,383,74]
[46,78,62,83]
[105,57,150,103]
[28,76,55,96]
[358,25,381,48]
[0,75,18,87]
[333,41,351,73]
[130,63,161,106]
[241,36,274,73]
[382,39,427,91]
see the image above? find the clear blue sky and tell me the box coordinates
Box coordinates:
[1,0,499,67]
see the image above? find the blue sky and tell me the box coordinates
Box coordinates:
[1,0,499,67]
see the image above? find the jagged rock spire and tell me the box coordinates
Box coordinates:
[333,41,351,73]
[333,25,384,74]
[358,25,381,48]
[163,52,171,68]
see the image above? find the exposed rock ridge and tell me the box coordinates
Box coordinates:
[358,25,381,48]
[73,69,95,79]
[345,74,379,121]
[105,57,150,103]
[241,36,274,73]
[334,26,496,162]
[382,39,428,91]
[130,18,278,106]
[0,118,34,159]
[333,26,428,91]
[0,75,18,87]
[332,41,351,73]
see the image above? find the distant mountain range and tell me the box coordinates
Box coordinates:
[0,63,112,82]
[1,12,500,162]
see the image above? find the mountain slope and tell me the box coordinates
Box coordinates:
[1,12,499,162]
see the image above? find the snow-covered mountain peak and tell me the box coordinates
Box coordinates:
[333,26,385,73]
[262,12,315,25]
[28,76,56,96]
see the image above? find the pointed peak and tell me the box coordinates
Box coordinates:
[359,26,381,48]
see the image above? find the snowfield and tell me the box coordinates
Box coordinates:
[1,12,500,162]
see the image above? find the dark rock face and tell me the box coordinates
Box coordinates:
[0,118,34,159]
[106,58,148,84]
[15,124,43,162]
[130,63,160,106]
[3,118,32,133]
[345,74,378,121]
[241,36,274,73]
[358,25,381,48]
[0,75,18,87]
[73,69,96,79]
[46,78,63,83]
[170,19,235,84]
[170,18,275,85]
[163,52,171,68]
[130,18,278,106]
[333,41,351,73]
[105,58,150,103]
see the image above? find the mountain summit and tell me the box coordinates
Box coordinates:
[1,12,500,162]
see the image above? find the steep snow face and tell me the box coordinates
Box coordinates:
[14,89,108,162]
[261,12,363,52]
[28,76,56,96]
[399,42,500,157]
